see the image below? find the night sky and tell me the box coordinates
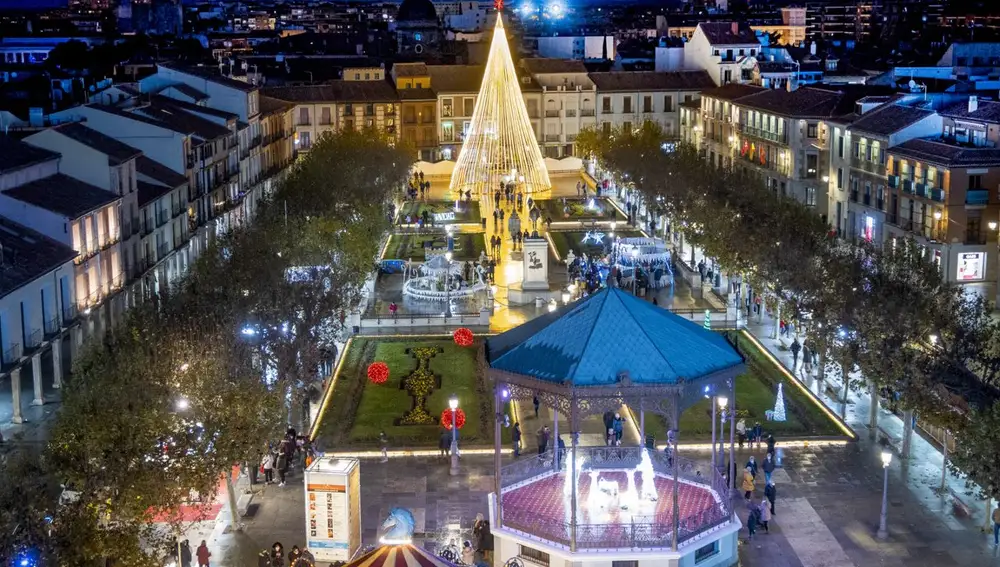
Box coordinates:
[0,0,67,9]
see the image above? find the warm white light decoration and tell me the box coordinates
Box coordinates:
[449,16,550,197]
[581,231,605,244]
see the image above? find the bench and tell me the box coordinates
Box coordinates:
[237,492,254,517]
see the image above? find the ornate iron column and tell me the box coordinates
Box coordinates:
[671,393,680,552]
[569,393,579,552]
[494,380,503,528]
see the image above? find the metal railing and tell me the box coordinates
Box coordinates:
[566,109,577,117]
[44,315,60,336]
[739,125,787,144]
[2,343,22,368]
[24,329,42,351]
[62,305,77,325]
[545,110,560,117]
[544,134,561,142]
[581,109,595,117]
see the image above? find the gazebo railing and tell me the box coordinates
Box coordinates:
[501,449,557,489]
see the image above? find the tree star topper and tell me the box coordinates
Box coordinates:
[494,0,503,10]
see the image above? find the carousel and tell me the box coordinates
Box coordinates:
[484,288,744,567]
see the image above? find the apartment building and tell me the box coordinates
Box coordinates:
[427,65,485,161]
[258,96,296,179]
[589,71,714,140]
[685,22,762,86]
[133,155,191,305]
[391,63,438,161]
[521,58,596,158]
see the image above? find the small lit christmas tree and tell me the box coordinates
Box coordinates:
[773,383,787,422]
[703,309,711,330]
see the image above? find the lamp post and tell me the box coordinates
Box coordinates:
[449,394,460,476]
[445,251,453,318]
[710,394,717,472]
[631,247,639,295]
[717,395,728,468]
[877,450,892,539]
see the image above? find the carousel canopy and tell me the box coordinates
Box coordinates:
[343,545,459,567]
[486,287,742,386]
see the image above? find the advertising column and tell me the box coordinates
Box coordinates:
[304,457,362,562]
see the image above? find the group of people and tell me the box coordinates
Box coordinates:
[788,336,820,375]
[602,411,626,446]
[257,428,305,488]
[406,171,431,200]
[493,182,526,211]
[459,513,494,567]
[168,539,212,567]
[739,436,779,541]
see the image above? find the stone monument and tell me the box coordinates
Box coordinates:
[521,237,549,291]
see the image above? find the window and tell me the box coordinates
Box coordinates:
[602,121,611,135]
[695,541,719,563]
[663,95,673,112]
[806,187,816,206]
[602,96,612,113]
[364,73,370,80]
[837,167,844,189]
[684,94,693,103]
[463,97,474,116]
[518,545,549,566]
[806,154,818,178]
[611,562,637,567]
[643,96,652,113]
[299,131,311,149]
[623,121,632,132]
[344,103,354,115]
[365,103,375,116]
[298,107,310,125]
[442,98,454,117]
[870,140,880,163]
[970,174,983,189]
[837,132,844,158]
[320,107,331,125]
[858,138,868,161]
[354,73,360,80]
[622,97,633,113]
[441,122,454,142]
[852,140,860,158]
[807,123,817,138]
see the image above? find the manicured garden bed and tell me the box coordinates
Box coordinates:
[647,331,845,442]
[319,337,501,448]
[535,198,625,222]
[547,230,643,260]
[397,200,482,225]
[385,232,486,261]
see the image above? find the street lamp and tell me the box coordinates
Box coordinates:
[449,394,460,476]
[630,247,639,295]
[877,450,892,539]
[717,396,729,468]
[176,397,190,411]
[445,251,453,318]
[561,291,571,304]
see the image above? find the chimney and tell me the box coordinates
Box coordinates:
[969,95,979,113]
[731,22,739,35]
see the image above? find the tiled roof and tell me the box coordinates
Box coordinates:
[427,65,485,93]
[137,179,172,207]
[4,173,120,218]
[0,215,78,299]
[132,102,232,140]
[738,87,846,118]
[700,83,765,102]
[136,155,187,189]
[697,22,760,46]
[50,122,142,165]
[393,62,429,77]
[153,95,237,120]
[890,139,1000,168]
[521,58,589,75]
[587,71,715,91]
[939,99,1000,124]
[398,87,437,100]
[847,104,934,136]
[166,83,209,102]
[263,80,400,103]
[0,137,59,174]
[159,63,258,93]
[259,95,294,117]
[486,288,744,386]
[85,104,196,137]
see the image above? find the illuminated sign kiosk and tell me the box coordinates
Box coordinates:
[304,457,362,562]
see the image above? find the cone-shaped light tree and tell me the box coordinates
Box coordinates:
[449,14,550,197]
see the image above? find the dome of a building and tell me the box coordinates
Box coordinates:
[397,0,438,22]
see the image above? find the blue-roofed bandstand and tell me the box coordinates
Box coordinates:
[484,288,746,560]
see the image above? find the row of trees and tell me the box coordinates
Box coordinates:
[577,123,1000,497]
[0,129,413,565]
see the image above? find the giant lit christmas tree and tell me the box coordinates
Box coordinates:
[449,11,550,197]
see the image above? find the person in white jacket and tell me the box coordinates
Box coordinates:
[261,453,274,484]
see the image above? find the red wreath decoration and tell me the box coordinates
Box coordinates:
[367,362,389,384]
[453,328,474,347]
[441,408,467,430]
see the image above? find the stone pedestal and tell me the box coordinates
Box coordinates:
[522,237,550,291]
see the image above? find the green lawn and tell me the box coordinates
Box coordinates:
[648,331,845,441]
[536,198,625,221]
[385,233,486,261]
[320,338,499,448]
[397,200,481,225]
[548,230,643,260]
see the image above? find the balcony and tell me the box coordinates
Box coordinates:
[74,245,99,265]
[156,242,170,259]
[140,217,154,237]
[61,304,77,325]
[739,125,787,144]
[581,109,595,117]
[967,189,989,205]
[544,134,561,142]
[888,175,899,188]
[545,110,560,118]
[902,179,913,194]
[931,188,945,202]
[566,134,578,142]
[23,329,42,352]
[43,315,60,337]
[849,190,858,203]
[565,109,577,118]
[157,209,169,226]
[2,343,22,369]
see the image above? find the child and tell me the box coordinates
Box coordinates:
[379,431,389,463]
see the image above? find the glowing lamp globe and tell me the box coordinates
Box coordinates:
[367,362,390,384]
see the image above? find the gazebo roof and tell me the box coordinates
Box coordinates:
[487,288,743,387]
[343,544,458,567]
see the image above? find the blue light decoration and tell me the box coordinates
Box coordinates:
[414,32,423,42]
[581,231,605,245]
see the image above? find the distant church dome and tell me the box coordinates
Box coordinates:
[397,0,438,22]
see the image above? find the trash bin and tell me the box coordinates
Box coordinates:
[645,434,656,451]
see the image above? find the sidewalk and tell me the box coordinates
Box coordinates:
[742,309,993,528]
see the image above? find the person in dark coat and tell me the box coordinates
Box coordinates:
[180,540,193,567]
[745,456,758,479]
[512,422,522,457]
[439,429,451,458]
[764,481,777,515]
[766,433,776,456]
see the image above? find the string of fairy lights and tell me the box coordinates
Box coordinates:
[448,15,552,197]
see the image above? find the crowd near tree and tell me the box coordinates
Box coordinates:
[576,122,1000,501]
[0,129,413,565]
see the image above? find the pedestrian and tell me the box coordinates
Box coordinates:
[388,301,398,321]
[276,451,287,487]
[993,503,1000,546]
[758,499,771,533]
[196,540,211,567]
[742,466,755,500]
[612,412,624,444]
[765,481,776,515]
[753,421,763,447]
[766,433,776,457]
[556,436,566,467]
[790,338,801,370]
[736,418,747,448]
[745,455,758,479]
[802,340,812,373]
[512,422,522,457]
[462,541,476,565]
[746,503,759,540]
[533,396,540,418]
[762,452,775,485]
[288,546,302,565]
[439,429,450,458]
[379,431,389,463]
[180,540,193,567]
[262,452,274,484]
[652,297,658,307]
[537,426,550,455]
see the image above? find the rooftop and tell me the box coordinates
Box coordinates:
[588,71,715,92]
[890,139,1000,168]
[700,83,765,102]
[0,137,59,174]
[259,95,294,117]
[939,99,1000,124]
[847,103,935,136]
[263,80,399,103]
[49,122,142,165]
[393,62,430,77]
[398,87,437,100]
[697,22,761,46]
[0,215,78,299]
[153,95,238,121]
[164,83,209,102]
[133,102,232,140]
[522,58,589,75]
[137,179,173,207]
[4,173,120,218]
[738,87,847,118]
[427,65,485,93]
[136,155,187,189]
[158,63,258,93]
[487,288,744,386]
